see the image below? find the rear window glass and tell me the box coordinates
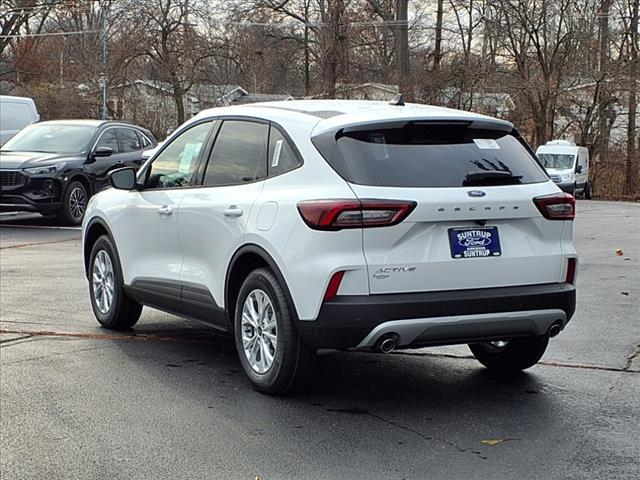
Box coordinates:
[323,122,548,188]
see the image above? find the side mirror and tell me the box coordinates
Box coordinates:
[108,167,137,190]
[576,165,583,174]
[93,146,113,158]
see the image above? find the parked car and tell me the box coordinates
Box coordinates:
[0,120,156,225]
[82,100,577,394]
[536,140,590,198]
[141,140,164,161]
[0,95,40,145]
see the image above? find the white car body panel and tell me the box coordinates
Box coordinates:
[179,181,265,306]
[348,182,571,294]
[0,95,40,145]
[86,188,187,284]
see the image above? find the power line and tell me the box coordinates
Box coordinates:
[0,30,98,39]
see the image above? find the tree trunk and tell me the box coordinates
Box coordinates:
[395,0,411,99]
[171,77,186,125]
[625,0,639,196]
[434,0,444,71]
[595,0,612,188]
[304,0,310,96]
[321,0,345,98]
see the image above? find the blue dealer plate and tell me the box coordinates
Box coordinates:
[448,227,502,259]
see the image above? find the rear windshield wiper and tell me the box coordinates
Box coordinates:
[463,170,523,186]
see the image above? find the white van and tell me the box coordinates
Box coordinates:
[0,95,40,145]
[536,140,590,198]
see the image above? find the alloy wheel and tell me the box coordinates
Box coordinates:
[69,186,87,221]
[241,289,278,374]
[92,250,115,314]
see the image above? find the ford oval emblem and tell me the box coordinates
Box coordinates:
[467,190,486,198]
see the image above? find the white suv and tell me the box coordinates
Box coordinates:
[83,100,577,394]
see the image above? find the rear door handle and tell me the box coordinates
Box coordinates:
[223,206,243,218]
[158,205,173,216]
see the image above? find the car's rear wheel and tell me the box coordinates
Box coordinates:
[89,234,142,329]
[59,180,88,226]
[584,182,592,199]
[468,335,549,372]
[234,267,315,395]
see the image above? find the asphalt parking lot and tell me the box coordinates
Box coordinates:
[1,201,638,480]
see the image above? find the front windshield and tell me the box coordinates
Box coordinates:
[1,124,96,154]
[538,153,575,170]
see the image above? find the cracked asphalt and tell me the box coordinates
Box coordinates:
[1,201,639,480]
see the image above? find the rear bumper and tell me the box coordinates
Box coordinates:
[297,283,576,350]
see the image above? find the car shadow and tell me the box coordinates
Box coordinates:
[110,323,552,415]
[0,212,62,227]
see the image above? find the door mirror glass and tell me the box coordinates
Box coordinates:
[109,167,136,190]
[94,146,113,157]
[575,164,583,174]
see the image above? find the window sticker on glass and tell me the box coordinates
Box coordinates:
[474,138,501,150]
[272,139,283,167]
[179,142,200,174]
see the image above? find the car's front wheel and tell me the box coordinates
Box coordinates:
[59,180,88,226]
[234,268,315,395]
[88,234,142,329]
[468,335,549,372]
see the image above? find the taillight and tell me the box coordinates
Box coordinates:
[566,258,577,285]
[323,271,345,301]
[297,199,416,230]
[533,193,575,220]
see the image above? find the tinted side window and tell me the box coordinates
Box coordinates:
[145,121,212,189]
[203,120,268,186]
[96,129,119,153]
[268,126,301,176]
[118,128,142,152]
[322,123,548,188]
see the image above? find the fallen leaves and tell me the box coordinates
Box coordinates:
[480,439,505,446]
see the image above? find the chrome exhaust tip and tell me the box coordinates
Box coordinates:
[375,334,398,353]
[548,322,563,338]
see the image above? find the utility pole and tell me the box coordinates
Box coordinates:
[101,0,109,120]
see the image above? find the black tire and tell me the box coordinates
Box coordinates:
[584,182,592,199]
[468,336,549,372]
[88,234,142,330]
[59,180,88,226]
[234,267,315,395]
[570,183,577,196]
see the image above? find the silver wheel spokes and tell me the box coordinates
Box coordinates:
[489,340,509,349]
[92,250,114,314]
[69,187,87,220]
[241,289,277,374]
